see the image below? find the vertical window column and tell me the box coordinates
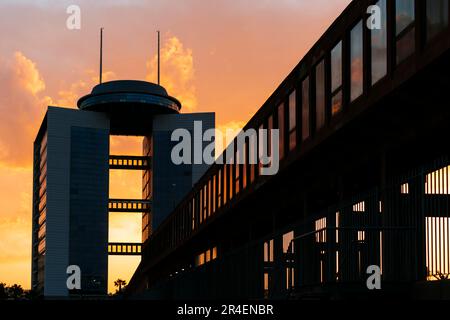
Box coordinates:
[217,169,222,209]
[210,178,214,216]
[331,41,343,115]
[371,0,387,85]
[223,164,228,205]
[199,189,203,224]
[235,148,240,195]
[395,0,416,64]
[301,77,310,141]
[426,0,449,41]
[258,124,265,176]
[288,90,297,151]
[350,21,364,102]
[263,239,274,298]
[242,142,247,189]
[315,60,326,130]
[249,134,256,183]
[277,103,285,159]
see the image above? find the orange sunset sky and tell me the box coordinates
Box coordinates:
[0,0,351,293]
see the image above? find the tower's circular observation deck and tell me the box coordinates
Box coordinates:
[77,80,182,135]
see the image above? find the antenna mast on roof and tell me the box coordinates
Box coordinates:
[99,27,104,84]
[157,30,160,85]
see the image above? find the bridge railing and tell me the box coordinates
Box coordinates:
[285,226,416,295]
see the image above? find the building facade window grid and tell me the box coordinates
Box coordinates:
[145,1,448,284]
[134,1,450,242]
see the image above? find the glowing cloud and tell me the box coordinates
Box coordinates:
[0,166,33,288]
[56,70,117,108]
[146,36,197,113]
[0,51,52,167]
[110,135,142,156]
[216,120,246,154]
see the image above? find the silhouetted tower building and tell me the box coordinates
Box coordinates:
[32,80,214,297]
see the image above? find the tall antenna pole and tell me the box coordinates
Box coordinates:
[99,27,103,84]
[157,30,160,85]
